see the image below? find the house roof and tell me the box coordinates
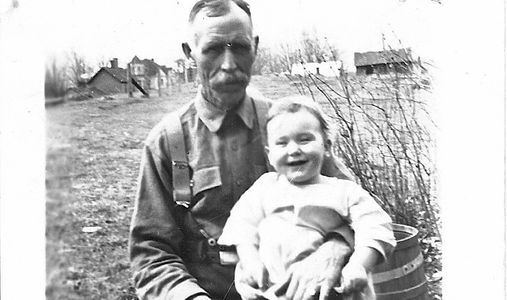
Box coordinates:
[354,49,415,67]
[141,59,163,76]
[106,67,129,82]
[131,56,142,64]
[88,67,132,84]
[160,65,172,74]
[130,55,166,76]
[87,67,148,95]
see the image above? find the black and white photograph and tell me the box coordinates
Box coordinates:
[0,0,505,299]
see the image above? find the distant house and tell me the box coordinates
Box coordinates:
[354,48,421,76]
[129,56,170,90]
[87,58,147,96]
[291,61,342,77]
[175,58,197,83]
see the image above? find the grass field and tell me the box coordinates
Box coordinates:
[46,75,440,299]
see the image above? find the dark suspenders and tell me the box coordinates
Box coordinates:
[167,97,271,209]
[166,98,271,264]
[166,110,193,208]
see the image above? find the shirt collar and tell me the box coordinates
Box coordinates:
[194,86,255,132]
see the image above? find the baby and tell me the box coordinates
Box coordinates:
[219,96,396,300]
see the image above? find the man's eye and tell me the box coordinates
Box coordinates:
[203,45,222,54]
[230,43,250,53]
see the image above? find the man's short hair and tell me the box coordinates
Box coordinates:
[188,0,252,23]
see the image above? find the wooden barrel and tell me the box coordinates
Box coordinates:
[372,224,429,300]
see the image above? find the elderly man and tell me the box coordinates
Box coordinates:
[129,1,354,299]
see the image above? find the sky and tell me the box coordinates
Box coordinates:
[37,0,443,71]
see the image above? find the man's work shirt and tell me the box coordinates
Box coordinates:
[129,92,269,300]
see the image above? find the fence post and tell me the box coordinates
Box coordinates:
[158,70,162,97]
[127,63,133,98]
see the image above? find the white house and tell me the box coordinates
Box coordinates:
[291,61,343,77]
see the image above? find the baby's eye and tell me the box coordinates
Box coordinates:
[299,136,314,143]
[275,140,287,146]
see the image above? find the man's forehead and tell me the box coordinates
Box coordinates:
[189,4,253,43]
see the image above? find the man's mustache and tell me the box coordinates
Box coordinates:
[212,72,249,85]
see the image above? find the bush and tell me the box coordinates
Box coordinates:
[285,69,440,240]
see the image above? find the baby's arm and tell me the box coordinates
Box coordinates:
[236,244,269,290]
[339,247,381,293]
[338,182,396,293]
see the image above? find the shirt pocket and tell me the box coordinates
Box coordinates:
[191,165,222,197]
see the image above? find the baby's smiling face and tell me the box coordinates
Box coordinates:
[266,110,328,185]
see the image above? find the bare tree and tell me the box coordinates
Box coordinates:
[252,47,288,75]
[250,32,343,75]
[278,42,299,72]
[252,47,271,75]
[299,31,341,63]
[97,56,110,68]
[45,57,67,98]
[262,33,342,75]
[67,50,93,87]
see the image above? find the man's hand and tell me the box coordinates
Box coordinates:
[275,238,351,300]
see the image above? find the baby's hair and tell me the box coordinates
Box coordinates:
[267,95,331,141]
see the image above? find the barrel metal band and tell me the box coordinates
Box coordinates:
[374,279,427,297]
[372,252,424,283]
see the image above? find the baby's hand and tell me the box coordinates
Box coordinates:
[241,260,269,291]
[339,261,368,294]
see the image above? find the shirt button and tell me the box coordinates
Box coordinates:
[231,140,238,151]
[235,180,241,186]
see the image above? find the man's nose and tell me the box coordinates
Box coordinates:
[220,49,237,72]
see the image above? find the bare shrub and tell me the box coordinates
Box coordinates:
[285,57,440,240]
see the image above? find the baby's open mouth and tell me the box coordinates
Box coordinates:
[286,160,307,166]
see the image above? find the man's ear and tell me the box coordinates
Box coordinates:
[253,36,259,56]
[264,145,270,156]
[182,42,193,59]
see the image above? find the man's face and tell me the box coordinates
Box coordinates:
[266,110,328,185]
[186,4,258,109]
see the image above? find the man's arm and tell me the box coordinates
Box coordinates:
[129,140,209,300]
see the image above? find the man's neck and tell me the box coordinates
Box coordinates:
[200,86,244,112]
